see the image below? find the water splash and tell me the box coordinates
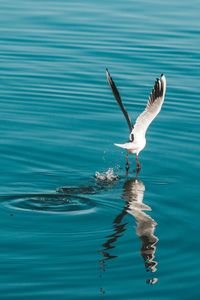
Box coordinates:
[1,171,119,215]
[95,168,119,182]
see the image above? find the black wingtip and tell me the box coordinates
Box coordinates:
[106,68,111,78]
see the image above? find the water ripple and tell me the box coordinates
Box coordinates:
[0,0,199,298]
[0,193,96,215]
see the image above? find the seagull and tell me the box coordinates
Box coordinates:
[106,69,166,175]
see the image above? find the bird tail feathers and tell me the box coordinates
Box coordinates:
[114,143,133,150]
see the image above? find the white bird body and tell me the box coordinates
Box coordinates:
[106,69,167,174]
[114,137,146,155]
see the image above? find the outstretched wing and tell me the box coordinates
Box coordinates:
[106,69,133,132]
[131,74,166,139]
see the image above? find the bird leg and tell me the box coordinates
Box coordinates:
[125,154,130,176]
[135,155,141,176]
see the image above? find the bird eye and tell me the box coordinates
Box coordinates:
[130,133,134,142]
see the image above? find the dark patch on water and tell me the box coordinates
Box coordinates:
[0,193,95,214]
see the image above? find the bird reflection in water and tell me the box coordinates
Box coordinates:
[100,178,158,285]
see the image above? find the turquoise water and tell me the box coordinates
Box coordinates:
[0,0,199,299]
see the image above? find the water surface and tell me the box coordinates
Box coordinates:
[0,0,199,299]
